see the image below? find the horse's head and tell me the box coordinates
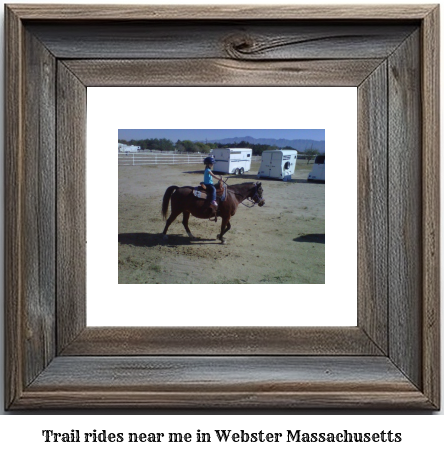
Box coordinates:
[252,182,265,207]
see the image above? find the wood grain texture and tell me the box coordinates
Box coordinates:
[7,4,435,20]
[63,58,384,87]
[22,28,57,387]
[14,356,432,409]
[5,10,58,409]
[4,4,440,410]
[27,23,416,60]
[56,62,87,353]
[61,327,382,356]
[388,31,422,389]
[5,4,24,410]
[16,390,433,410]
[29,357,418,391]
[421,6,440,409]
[357,62,388,354]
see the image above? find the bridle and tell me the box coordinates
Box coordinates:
[247,183,265,207]
[227,182,264,208]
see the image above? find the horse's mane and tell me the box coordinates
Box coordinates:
[227,182,256,189]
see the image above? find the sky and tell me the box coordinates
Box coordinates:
[118,129,325,142]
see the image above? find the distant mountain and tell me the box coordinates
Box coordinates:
[212,136,325,153]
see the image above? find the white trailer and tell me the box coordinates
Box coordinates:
[307,152,325,182]
[211,148,252,175]
[118,144,140,153]
[257,150,298,182]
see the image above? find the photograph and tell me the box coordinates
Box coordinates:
[118,129,325,285]
[3,1,439,413]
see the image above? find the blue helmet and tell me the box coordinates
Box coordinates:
[204,156,215,165]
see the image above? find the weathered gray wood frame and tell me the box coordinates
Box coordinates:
[5,5,440,409]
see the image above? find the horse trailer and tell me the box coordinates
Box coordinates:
[211,148,252,175]
[257,150,298,181]
[307,152,325,182]
[118,144,140,153]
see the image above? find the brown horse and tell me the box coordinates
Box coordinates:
[161,182,265,244]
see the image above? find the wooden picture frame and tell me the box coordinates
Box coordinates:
[5,4,440,409]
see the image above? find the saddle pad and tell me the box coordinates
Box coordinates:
[193,189,207,200]
[193,184,227,202]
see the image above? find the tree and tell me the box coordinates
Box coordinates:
[304,146,319,164]
[159,138,175,151]
[194,142,211,154]
[175,140,186,152]
[252,144,276,156]
[180,140,199,153]
[207,143,218,150]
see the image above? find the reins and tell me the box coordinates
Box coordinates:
[240,199,257,209]
[224,181,262,208]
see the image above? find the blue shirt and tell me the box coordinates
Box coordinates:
[204,168,213,185]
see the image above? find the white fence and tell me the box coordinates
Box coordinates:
[119,152,262,166]
[118,152,205,166]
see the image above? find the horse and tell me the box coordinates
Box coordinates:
[161,181,265,244]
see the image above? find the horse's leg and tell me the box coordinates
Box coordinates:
[217,218,231,244]
[182,211,196,239]
[222,221,231,237]
[162,208,182,240]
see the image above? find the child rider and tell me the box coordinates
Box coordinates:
[203,156,223,209]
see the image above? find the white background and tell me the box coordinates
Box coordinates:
[87,87,356,326]
[0,0,442,445]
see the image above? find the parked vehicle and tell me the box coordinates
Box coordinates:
[307,152,325,182]
[118,143,140,153]
[210,148,252,175]
[257,150,298,182]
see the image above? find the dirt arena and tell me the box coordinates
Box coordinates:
[118,161,325,284]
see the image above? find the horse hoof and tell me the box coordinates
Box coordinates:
[220,239,226,245]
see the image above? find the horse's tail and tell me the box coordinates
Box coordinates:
[162,186,179,219]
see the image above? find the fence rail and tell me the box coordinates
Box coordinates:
[118,152,262,166]
[118,152,314,166]
[118,152,205,166]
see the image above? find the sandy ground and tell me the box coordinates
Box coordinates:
[118,161,325,284]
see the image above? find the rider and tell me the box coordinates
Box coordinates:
[203,156,223,209]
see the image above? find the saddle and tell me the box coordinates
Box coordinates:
[193,181,227,202]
